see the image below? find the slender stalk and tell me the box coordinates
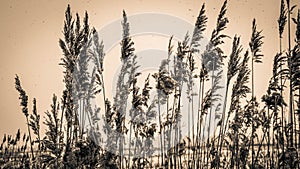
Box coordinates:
[206,60,215,167]
[298,89,300,149]
[196,75,202,168]
[188,96,191,168]
[217,80,229,153]
[199,79,205,169]
[26,117,34,159]
[280,36,286,169]
[201,112,207,169]
[196,66,206,168]
[251,51,255,169]
[287,0,294,148]
[191,88,195,169]
[128,113,133,168]
[59,91,66,155]
[157,93,164,166]
[267,106,270,168]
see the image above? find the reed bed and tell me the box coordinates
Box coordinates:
[1,0,300,168]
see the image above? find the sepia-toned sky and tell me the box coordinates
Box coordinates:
[0,0,299,136]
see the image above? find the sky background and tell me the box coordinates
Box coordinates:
[0,0,300,136]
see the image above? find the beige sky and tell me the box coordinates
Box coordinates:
[0,0,299,136]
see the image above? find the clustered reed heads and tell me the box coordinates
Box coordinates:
[43,94,64,157]
[199,64,209,81]
[202,0,229,75]
[60,5,89,63]
[90,28,105,73]
[278,0,287,38]
[201,90,212,115]
[153,71,177,96]
[291,45,300,92]
[188,52,196,73]
[250,19,264,63]
[15,75,28,117]
[191,3,208,53]
[210,0,229,49]
[232,51,251,101]
[121,10,134,61]
[211,70,224,102]
[227,36,242,81]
